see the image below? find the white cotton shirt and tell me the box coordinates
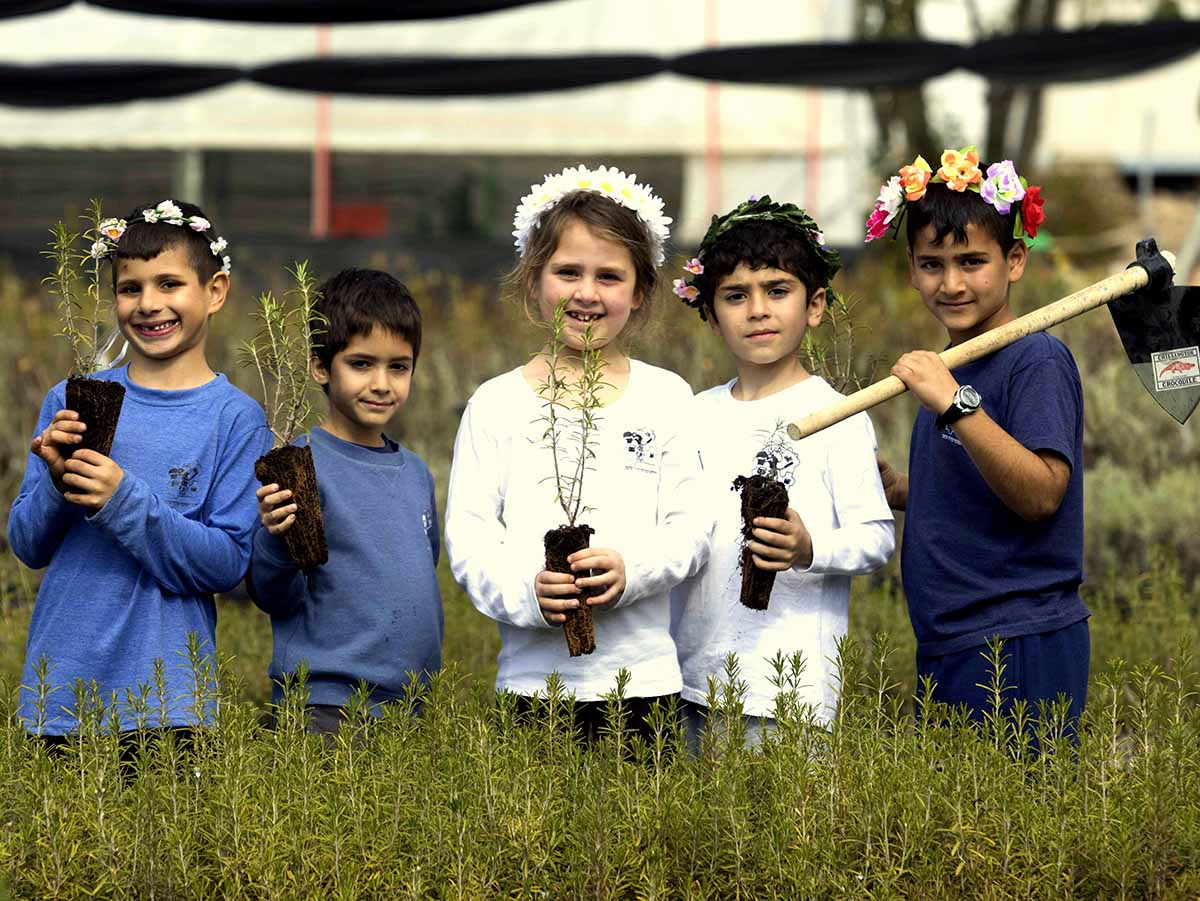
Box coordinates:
[671,376,895,720]
[445,360,711,701]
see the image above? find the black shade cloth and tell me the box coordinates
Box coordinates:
[86,0,554,24]
[252,55,666,97]
[969,20,1200,83]
[0,0,69,18]
[0,63,241,107]
[672,39,968,89]
[0,21,1196,107]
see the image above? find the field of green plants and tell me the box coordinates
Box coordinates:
[0,171,1197,897]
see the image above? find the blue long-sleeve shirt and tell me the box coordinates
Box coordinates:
[249,427,443,708]
[9,366,271,735]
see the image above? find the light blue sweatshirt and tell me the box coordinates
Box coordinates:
[9,366,271,735]
[249,427,443,708]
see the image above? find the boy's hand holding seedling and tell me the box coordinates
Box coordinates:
[748,508,813,571]
[60,449,123,511]
[536,547,626,625]
[256,484,297,536]
[31,408,86,489]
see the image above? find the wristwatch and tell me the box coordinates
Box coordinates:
[935,385,981,431]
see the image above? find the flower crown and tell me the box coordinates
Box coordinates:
[512,164,672,266]
[88,200,231,275]
[673,194,842,321]
[865,146,1046,245]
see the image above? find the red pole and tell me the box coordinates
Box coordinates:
[310,25,331,239]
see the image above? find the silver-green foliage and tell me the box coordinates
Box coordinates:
[238,261,323,447]
[40,199,122,377]
[535,299,607,527]
[1,627,1198,898]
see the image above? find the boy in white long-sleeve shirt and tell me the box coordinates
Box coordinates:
[670,196,895,749]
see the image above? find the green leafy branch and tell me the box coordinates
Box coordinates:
[535,299,608,527]
[41,199,121,377]
[800,291,878,395]
[239,261,325,447]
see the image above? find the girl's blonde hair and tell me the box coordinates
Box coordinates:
[503,190,661,343]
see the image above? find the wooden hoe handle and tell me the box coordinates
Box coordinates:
[787,251,1177,441]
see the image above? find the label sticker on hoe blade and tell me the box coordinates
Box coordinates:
[1152,346,1200,392]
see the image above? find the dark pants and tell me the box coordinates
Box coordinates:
[38,727,195,779]
[917,618,1090,741]
[510,692,681,746]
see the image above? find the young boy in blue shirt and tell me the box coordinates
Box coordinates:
[870,150,1089,728]
[251,269,442,735]
[9,200,271,737]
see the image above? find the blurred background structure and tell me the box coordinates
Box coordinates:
[0,0,1198,278]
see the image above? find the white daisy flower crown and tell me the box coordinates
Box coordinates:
[512,164,672,266]
[89,199,231,275]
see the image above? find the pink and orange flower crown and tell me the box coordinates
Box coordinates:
[864,146,1045,244]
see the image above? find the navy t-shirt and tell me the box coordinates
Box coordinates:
[902,333,1090,655]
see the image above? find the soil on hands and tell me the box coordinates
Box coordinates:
[544,524,598,657]
[255,444,328,571]
[732,474,789,611]
[66,376,124,458]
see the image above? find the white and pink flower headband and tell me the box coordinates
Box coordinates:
[512,164,672,266]
[89,199,231,275]
[865,146,1046,244]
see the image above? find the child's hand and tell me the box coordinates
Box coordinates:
[256,484,297,536]
[61,449,123,511]
[749,508,813,571]
[891,351,959,414]
[31,409,86,488]
[876,456,908,511]
[535,569,580,625]
[571,547,626,610]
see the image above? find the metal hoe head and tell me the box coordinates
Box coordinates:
[1108,238,1200,425]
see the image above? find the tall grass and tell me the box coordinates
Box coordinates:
[0,618,1196,898]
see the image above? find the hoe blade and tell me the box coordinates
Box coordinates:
[1108,283,1200,425]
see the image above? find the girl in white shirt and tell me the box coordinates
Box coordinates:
[445,165,709,742]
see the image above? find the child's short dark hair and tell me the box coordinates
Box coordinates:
[695,220,828,320]
[311,268,422,371]
[905,182,1018,255]
[112,201,224,289]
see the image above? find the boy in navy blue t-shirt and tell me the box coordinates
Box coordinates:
[250,269,442,735]
[870,150,1089,727]
[9,201,271,736]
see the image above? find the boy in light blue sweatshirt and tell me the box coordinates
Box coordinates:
[9,200,271,737]
[250,269,442,735]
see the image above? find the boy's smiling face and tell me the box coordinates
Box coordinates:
[312,326,413,447]
[115,245,227,379]
[909,221,1027,345]
[708,264,825,373]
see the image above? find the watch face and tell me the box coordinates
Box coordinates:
[959,386,981,408]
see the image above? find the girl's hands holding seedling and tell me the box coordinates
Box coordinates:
[256,484,297,535]
[749,508,813,571]
[570,547,626,609]
[535,547,628,624]
[61,449,123,511]
[31,409,86,489]
[535,570,580,625]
